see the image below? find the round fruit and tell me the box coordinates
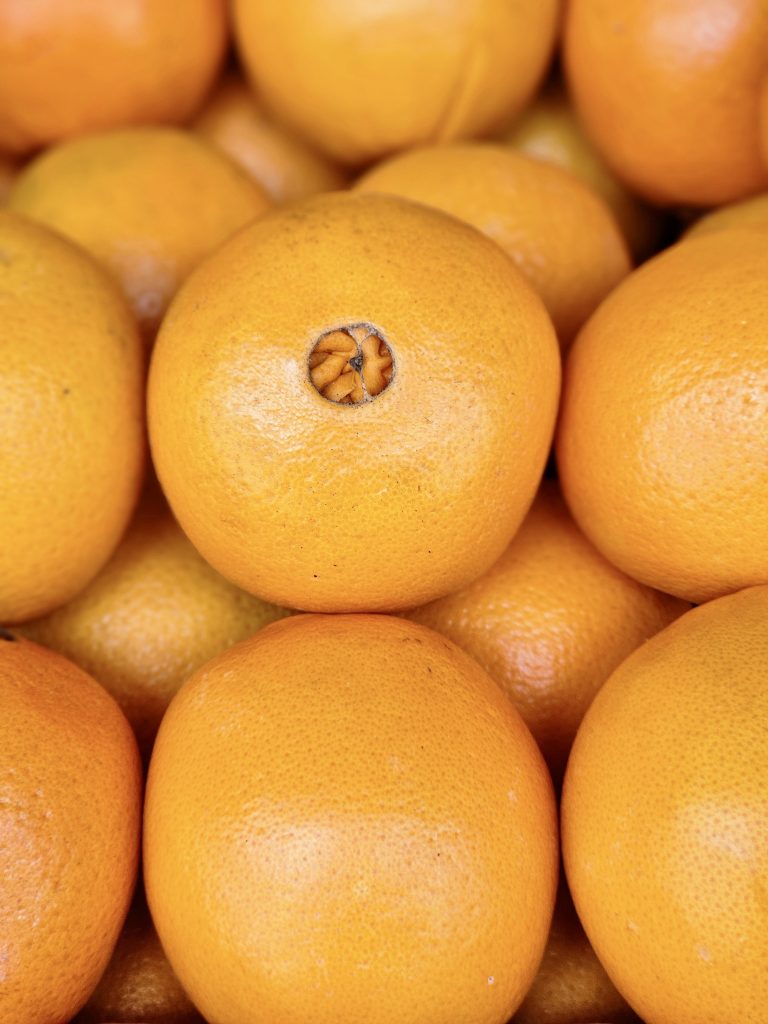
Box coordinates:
[0,632,141,1024]
[502,79,666,262]
[355,143,630,348]
[0,211,144,623]
[193,73,347,204]
[685,191,768,239]
[232,0,559,165]
[21,482,289,759]
[564,0,768,207]
[145,614,558,1024]
[563,585,768,1024]
[75,889,203,1024]
[9,127,270,341]
[148,191,560,613]
[0,0,227,154]
[407,481,689,783]
[557,230,768,603]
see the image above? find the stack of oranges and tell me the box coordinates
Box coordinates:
[1,3,766,1024]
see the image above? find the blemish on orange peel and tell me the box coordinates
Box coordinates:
[309,324,393,404]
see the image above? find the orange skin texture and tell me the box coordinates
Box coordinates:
[513,877,638,1024]
[8,127,271,342]
[74,890,203,1024]
[0,211,144,623]
[0,634,141,1024]
[557,229,768,604]
[144,614,559,1024]
[564,0,768,207]
[21,483,289,761]
[148,192,561,613]
[685,190,768,238]
[355,143,630,349]
[193,73,347,204]
[232,0,559,166]
[562,585,768,1024]
[501,80,666,262]
[407,481,689,784]
[0,0,227,155]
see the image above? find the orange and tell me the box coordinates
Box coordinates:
[148,191,560,612]
[564,0,768,207]
[193,73,347,204]
[513,877,637,1024]
[407,481,689,784]
[355,143,630,349]
[0,0,227,155]
[9,127,271,342]
[502,79,666,262]
[0,211,144,624]
[557,230,768,604]
[75,888,203,1024]
[0,631,141,1024]
[685,191,768,238]
[21,482,289,760]
[0,151,17,202]
[232,0,559,165]
[562,585,768,1024]
[144,614,558,1024]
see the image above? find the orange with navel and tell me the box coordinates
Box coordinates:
[144,613,558,1024]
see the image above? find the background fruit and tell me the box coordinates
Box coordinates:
[564,0,768,206]
[407,481,689,784]
[557,229,768,603]
[562,585,768,1024]
[0,634,141,1024]
[232,0,559,165]
[0,150,16,201]
[21,482,289,760]
[356,143,630,348]
[0,0,227,154]
[145,614,558,1024]
[148,191,560,612]
[0,211,144,623]
[9,127,271,341]
[193,73,347,204]
[685,191,768,238]
[501,79,666,262]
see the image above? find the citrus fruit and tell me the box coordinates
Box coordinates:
[513,877,637,1024]
[0,0,227,155]
[685,191,768,238]
[8,127,271,341]
[502,79,666,262]
[0,210,144,624]
[355,143,630,348]
[0,631,141,1024]
[21,481,289,760]
[0,151,17,202]
[407,481,689,783]
[193,73,347,204]
[148,191,560,613]
[75,888,203,1024]
[557,229,768,603]
[562,585,768,1024]
[232,0,559,165]
[564,0,768,206]
[144,613,558,1024]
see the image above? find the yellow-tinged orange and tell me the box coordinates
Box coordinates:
[557,230,768,603]
[563,585,768,1024]
[0,632,141,1024]
[193,73,347,204]
[355,143,630,348]
[232,0,559,165]
[407,481,689,783]
[0,211,144,624]
[148,192,560,612]
[0,0,227,155]
[144,614,558,1024]
[21,483,289,760]
[685,191,768,238]
[9,128,270,341]
[502,80,666,262]
[564,0,768,207]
